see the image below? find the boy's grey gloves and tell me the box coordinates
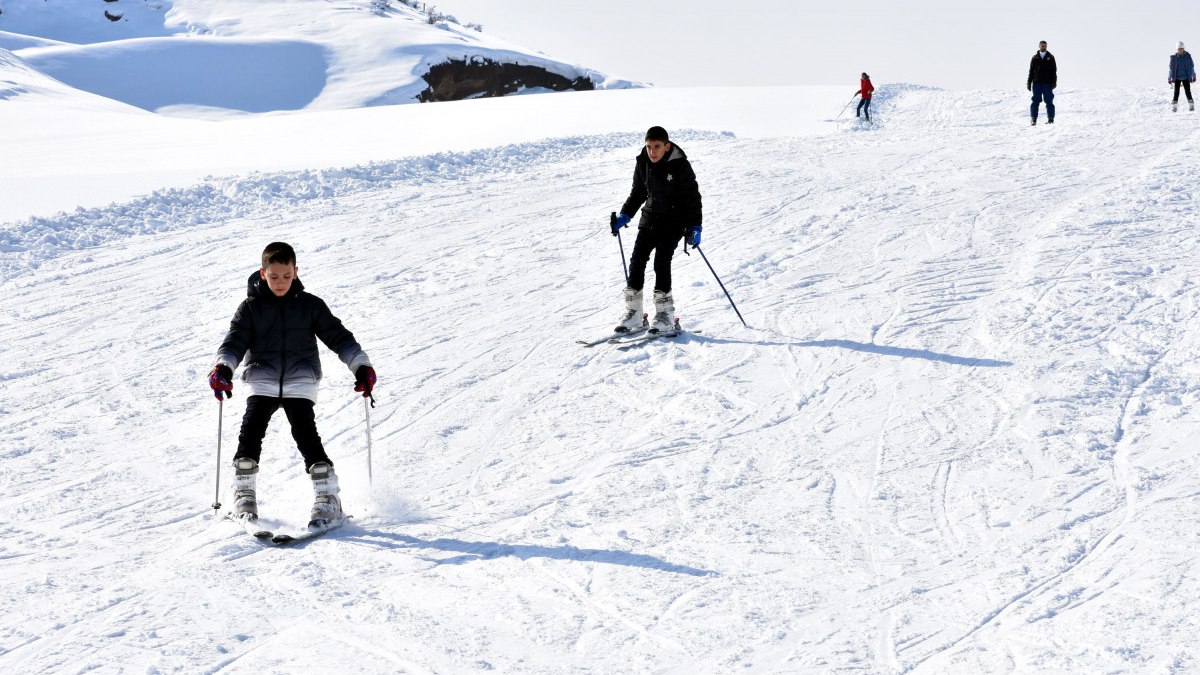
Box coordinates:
[208,364,233,400]
[611,212,631,236]
[354,365,376,398]
[685,225,702,247]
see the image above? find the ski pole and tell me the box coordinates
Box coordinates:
[212,397,224,512]
[611,212,629,285]
[695,245,748,328]
[364,396,374,487]
[835,95,857,121]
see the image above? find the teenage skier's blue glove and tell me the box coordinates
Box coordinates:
[611,213,631,236]
[685,225,702,247]
[208,364,233,400]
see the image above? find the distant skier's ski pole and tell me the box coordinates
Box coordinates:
[611,211,629,285]
[212,398,224,512]
[364,397,374,487]
[835,95,856,121]
[695,245,748,328]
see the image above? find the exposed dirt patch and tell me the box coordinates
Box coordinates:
[418,57,593,102]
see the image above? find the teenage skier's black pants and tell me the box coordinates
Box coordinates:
[235,396,331,470]
[627,217,685,293]
[1174,79,1194,102]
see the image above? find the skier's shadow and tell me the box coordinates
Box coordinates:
[342,529,717,577]
[687,333,1012,367]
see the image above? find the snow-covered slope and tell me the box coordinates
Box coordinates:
[1,0,637,115]
[2,85,1198,672]
[0,83,847,224]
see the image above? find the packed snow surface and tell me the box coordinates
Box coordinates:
[2,80,1200,673]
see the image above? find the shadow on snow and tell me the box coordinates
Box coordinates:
[341,528,717,577]
[681,332,1012,367]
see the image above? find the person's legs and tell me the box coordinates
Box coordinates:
[281,398,331,471]
[1042,85,1055,121]
[1174,79,1183,103]
[650,226,685,293]
[856,99,866,118]
[1030,86,1042,120]
[1183,80,1194,103]
[235,396,281,464]
[626,226,656,291]
[864,98,872,121]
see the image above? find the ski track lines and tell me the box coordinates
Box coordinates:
[3,91,1200,672]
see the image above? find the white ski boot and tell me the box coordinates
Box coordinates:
[1191,101,1196,112]
[308,461,343,528]
[232,458,259,520]
[1173,101,1179,112]
[650,290,676,334]
[615,286,646,333]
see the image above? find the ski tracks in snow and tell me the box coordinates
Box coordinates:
[3,93,1200,672]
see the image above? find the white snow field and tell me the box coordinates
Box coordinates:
[3,79,1199,673]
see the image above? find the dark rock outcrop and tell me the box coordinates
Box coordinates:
[417,57,593,102]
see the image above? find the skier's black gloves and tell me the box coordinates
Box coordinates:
[685,225,702,247]
[354,365,377,398]
[612,213,631,236]
[208,364,233,400]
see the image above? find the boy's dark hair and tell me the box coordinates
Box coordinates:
[645,126,670,142]
[262,242,297,268]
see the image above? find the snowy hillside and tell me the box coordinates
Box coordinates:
[2,81,1199,672]
[0,0,636,115]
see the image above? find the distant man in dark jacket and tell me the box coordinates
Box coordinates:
[610,126,703,335]
[1169,41,1196,112]
[208,241,375,528]
[1027,40,1057,125]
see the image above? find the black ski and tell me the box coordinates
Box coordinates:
[577,316,648,347]
[225,512,274,541]
[610,319,695,347]
[271,516,350,545]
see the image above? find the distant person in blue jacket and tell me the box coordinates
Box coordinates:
[1169,41,1195,112]
[1027,40,1057,125]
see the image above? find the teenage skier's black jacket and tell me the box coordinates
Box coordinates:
[216,272,369,401]
[620,143,703,228]
[1028,51,1057,88]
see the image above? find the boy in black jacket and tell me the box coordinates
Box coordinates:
[610,126,703,334]
[208,242,376,528]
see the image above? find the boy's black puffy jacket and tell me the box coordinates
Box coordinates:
[620,143,703,228]
[216,272,370,402]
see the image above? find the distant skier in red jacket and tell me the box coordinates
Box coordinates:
[854,73,875,121]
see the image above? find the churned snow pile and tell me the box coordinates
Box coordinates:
[1,80,1199,672]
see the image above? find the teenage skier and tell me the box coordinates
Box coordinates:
[1169,41,1196,112]
[610,126,703,335]
[1027,40,1057,125]
[854,73,875,121]
[208,242,376,529]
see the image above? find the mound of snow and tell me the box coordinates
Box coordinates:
[20,36,329,113]
[0,46,144,113]
[1,0,639,114]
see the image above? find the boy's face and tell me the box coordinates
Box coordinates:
[645,140,671,163]
[260,261,297,297]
